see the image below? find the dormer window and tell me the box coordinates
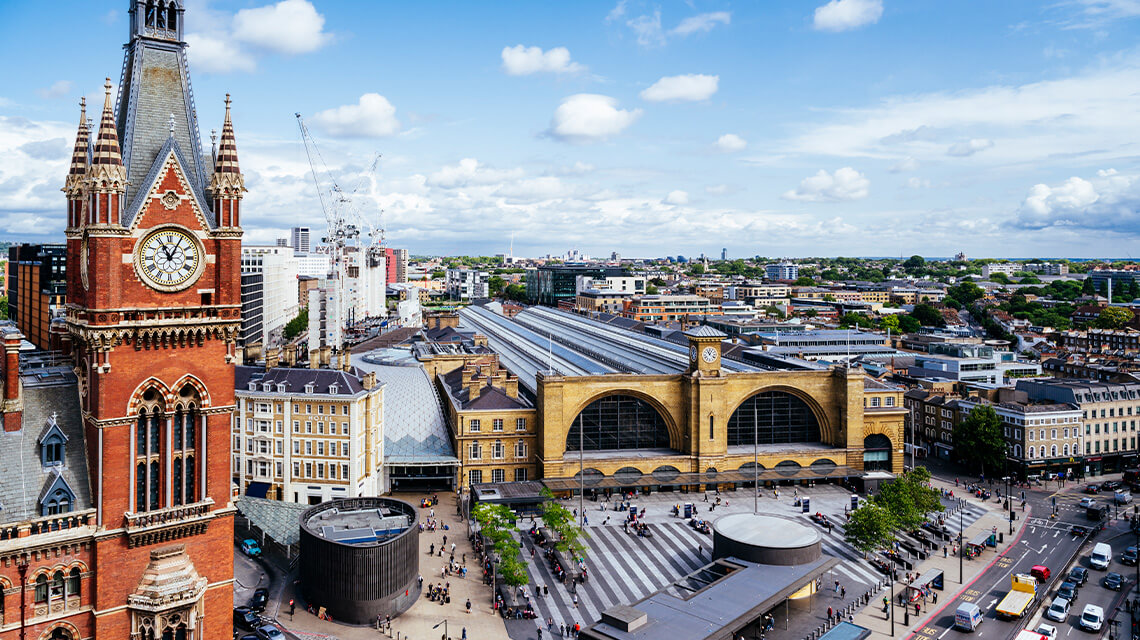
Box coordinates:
[277,383,286,393]
[248,381,257,391]
[39,473,76,516]
[328,384,338,394]
[38,417,69,467]
[262,382,272,392]
[304,383,315,394]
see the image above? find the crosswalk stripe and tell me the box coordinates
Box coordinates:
[590,527,663,598]
[629,525,699,580]
[584,528,655,606]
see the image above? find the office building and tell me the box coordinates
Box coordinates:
[240,272,265,347]
[242,245,300,346]
[621,294,713,323]
[1017,378,1140,474]
[292,226,311,253]
[384,247,409,284]
[528,264,627,306]
[234,364,385,502]
[907,343,1042,385]
[7,244,67,351]
[956,396,1082,478]
[575,275,646,296]
[447,268,490,301]
[765,262,799,281]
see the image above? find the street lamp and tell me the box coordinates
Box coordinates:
[1004,476,1014,535]
[433,618,449,640]
[959,506,965,584]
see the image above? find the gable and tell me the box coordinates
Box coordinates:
[38,471,76,508]
[123,136,214,232]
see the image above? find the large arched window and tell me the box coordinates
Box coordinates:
[35,575,47,603]
[727,391,821,446]
[67,567,81,599]
[864,433,893,471]
[566,395,671,451]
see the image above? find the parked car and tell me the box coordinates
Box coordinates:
[1036,624,1058,640]
[1079,497,1097,508]
[1101,481,1121,491]
[1123,546,1138,566]
[241,539,262,557]
[1045,597,1071,623]
[256,624,285,640]
[233,607,260,630]
[1115,490,1133,505]
[1085,484,1101,494]
[1080,604,1105,631]
[1057,580,1079,603]
[248,588,269,612]
[1104,572,1125,591]
[1068,567,1089,586]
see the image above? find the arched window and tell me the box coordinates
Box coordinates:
[44,489,71,515]
[1063,444,1069,456]
[173,408,183,451]
[35,574,48,603]
[137,411,147,456]
[156,1,167,29]
[136,462,147,511]
[1051,445,1058,457]
[172,457,183,507]
[167,2,178,31]
[727,391,821,446]
[50,629,73,640]
[149,461,161,510]
[185,455,195,500]
[863,433,893,471]
[1028,446,1035,458]
[135,389,166,512]
[51,571,65,603]
[67,567,81,598]
[145,1,156,27]
[566,395,671,451]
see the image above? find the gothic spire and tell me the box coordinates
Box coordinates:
[64,97,89,194]
[91,79,124,169]
[213,95,240,175]
[207,94,246,228]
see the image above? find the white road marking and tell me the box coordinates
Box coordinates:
[986,597,998,610]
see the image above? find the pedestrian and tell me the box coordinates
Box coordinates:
[544,584,549,596]
[462,628,467,640]
[538,627,543,639]
[289,599,295,616]
[573,593,579,607]
[841,586,846,599]
[561,623,567,637]
[548,617,554,630]
[933,591,938,604]
[444,534,448,545]
[915,602,920,616]
[452,542,457,553]
[828,606,833,621]
[430,543,435,555]
[466,598,472,613]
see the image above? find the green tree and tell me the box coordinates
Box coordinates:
[764,305,786,319]
[943,297,961,310]
[430,269,445,279]
[1093,306,1135,329]
[488,275,506,297]
[903,255,925,273]
[910,303,944,327]
[504,284,527,302]
[802,308,818,318]
[946,282,985,306]
[793,276,815,287]
[473,503,529,587]
[283,308,309,340]
[879,315,900,333]
[872,467,943,532]
[540,489,587,555]
[646,284,659,295]
[844,502,896,555]
[953,406,1007,476]
[838,312,865,328]
[0,295,7,320]
[989,272,1011,285]
[1082,278,1096,296]
[897,315,921,334]
[690,264,705,276]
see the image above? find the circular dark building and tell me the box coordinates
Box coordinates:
[299,497,420,624]
[712,513,821,566]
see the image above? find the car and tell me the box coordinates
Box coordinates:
[1057,580,1079,603]
[1101,481,1121,491]
[1036,624,1058,640]
[1085,484,1101,494]
[241,538,262,557]
[1104,572,1125,590]
[1032,565,1052,583]
[255,624,285,640]
[1080,604,1105,631]
[1045,597,1071,623]
[1123,546,1138,566]
[233,607,260,630]
[1068,566,1089,586]
[238,635,259,640]
[1079,497,1097,508]
[247,587,269,612]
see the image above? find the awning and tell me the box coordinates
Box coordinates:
[542,465,864,492]
[245,481,271,499]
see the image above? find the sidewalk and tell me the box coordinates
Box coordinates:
[278,491,508,640]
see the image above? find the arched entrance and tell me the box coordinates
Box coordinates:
[566,395,671,451]
[727,391,821,445]
[863,434,893,471]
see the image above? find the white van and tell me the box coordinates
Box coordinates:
[1115,490,1133,504]
[956,603,984,631]
[1091,542,1112,570]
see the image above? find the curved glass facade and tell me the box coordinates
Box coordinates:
[727,391,821,445]
[566,395,671,451]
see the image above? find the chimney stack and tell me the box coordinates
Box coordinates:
[309,349,320,369]
[2,329,25,432]
[266,347,280,370]
[320,346,331,367]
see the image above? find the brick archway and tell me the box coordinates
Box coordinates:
[565,389,682,451]
[726,386,834,444]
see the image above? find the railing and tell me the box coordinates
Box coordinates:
[28,512,94,536]
[125,499,214,530]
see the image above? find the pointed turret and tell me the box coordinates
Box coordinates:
[208,94,246,228]
[63,97,89,229]
[88,78,127,226]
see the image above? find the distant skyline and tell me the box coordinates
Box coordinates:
[1,1,1139,258]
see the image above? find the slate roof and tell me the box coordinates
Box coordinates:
[684,325,727,338]
[438,368,533,411]
[235,365,369,396]
[0,368,91,524]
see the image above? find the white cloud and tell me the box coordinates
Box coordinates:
[428,158,525,189]
[812,0,884,32]
[947,138,994,157]
[1064,0,1140,27]
[232,0,330,54]
[311,93,400,138]
[889,157,919,173]
[705,184,729,195]
[547,94,642,143]
[671,12,732,36]
[783,167,870,202]
[36,81,72,100]
[605,0,628,23]
[640,74,719,102]
[501,45,585,76]
[664,190,689,205]
[185,33,257,73]
[906,177,931,189]
[627,10,665,47]
[715,133,747,153]
[1015,168,1140,231]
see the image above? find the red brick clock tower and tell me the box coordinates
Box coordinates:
[64,1,243,638]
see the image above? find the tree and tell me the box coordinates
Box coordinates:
[802,308,818,318]
[903,255,925,273]
[989,272,1011,285]
[283,308,309,340]
[690,264,705,276]
[879,315,900,333]
[504,284,527,302]
[953,406,1007,476]
[838,312,865,329]
[911,303,944,327]
[897,315,921,334]
[1082,277,1096,296]
[1094,306,1134,329]
[488,275,506,297]
[540,489,587,555]
[646,284,659,295]
[764,305,786,319]
[473,503,529,587]
[844,502,896,555]
[0,295,6,320]
[943,297,961,310]
[793,276,815,287]
[872,467,943,532]
[946,281,985,306]
[430,269,445,279]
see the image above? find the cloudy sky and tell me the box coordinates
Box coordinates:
[1,1,1139,258]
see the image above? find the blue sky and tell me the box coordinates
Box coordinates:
[2,0,1139,258]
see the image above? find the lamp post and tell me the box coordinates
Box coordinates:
[754,411,759,514]
[579,414,584,527]
[433,619,449,640]
[1004,476,1014,535]
[959,506,964,584]
[889,563,896,637]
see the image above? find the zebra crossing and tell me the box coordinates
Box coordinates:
[514,500,992,631]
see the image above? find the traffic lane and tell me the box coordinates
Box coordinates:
[929,525,1084,640]
[1051,535,1137,637]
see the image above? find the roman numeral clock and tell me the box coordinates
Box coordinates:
[135,226,203,290]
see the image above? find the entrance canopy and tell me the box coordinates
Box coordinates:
[542,465,864,492]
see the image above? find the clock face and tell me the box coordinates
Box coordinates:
[137,227,201,290]
[702,346,718,363]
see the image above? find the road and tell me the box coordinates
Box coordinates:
[919,480,1139,640]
